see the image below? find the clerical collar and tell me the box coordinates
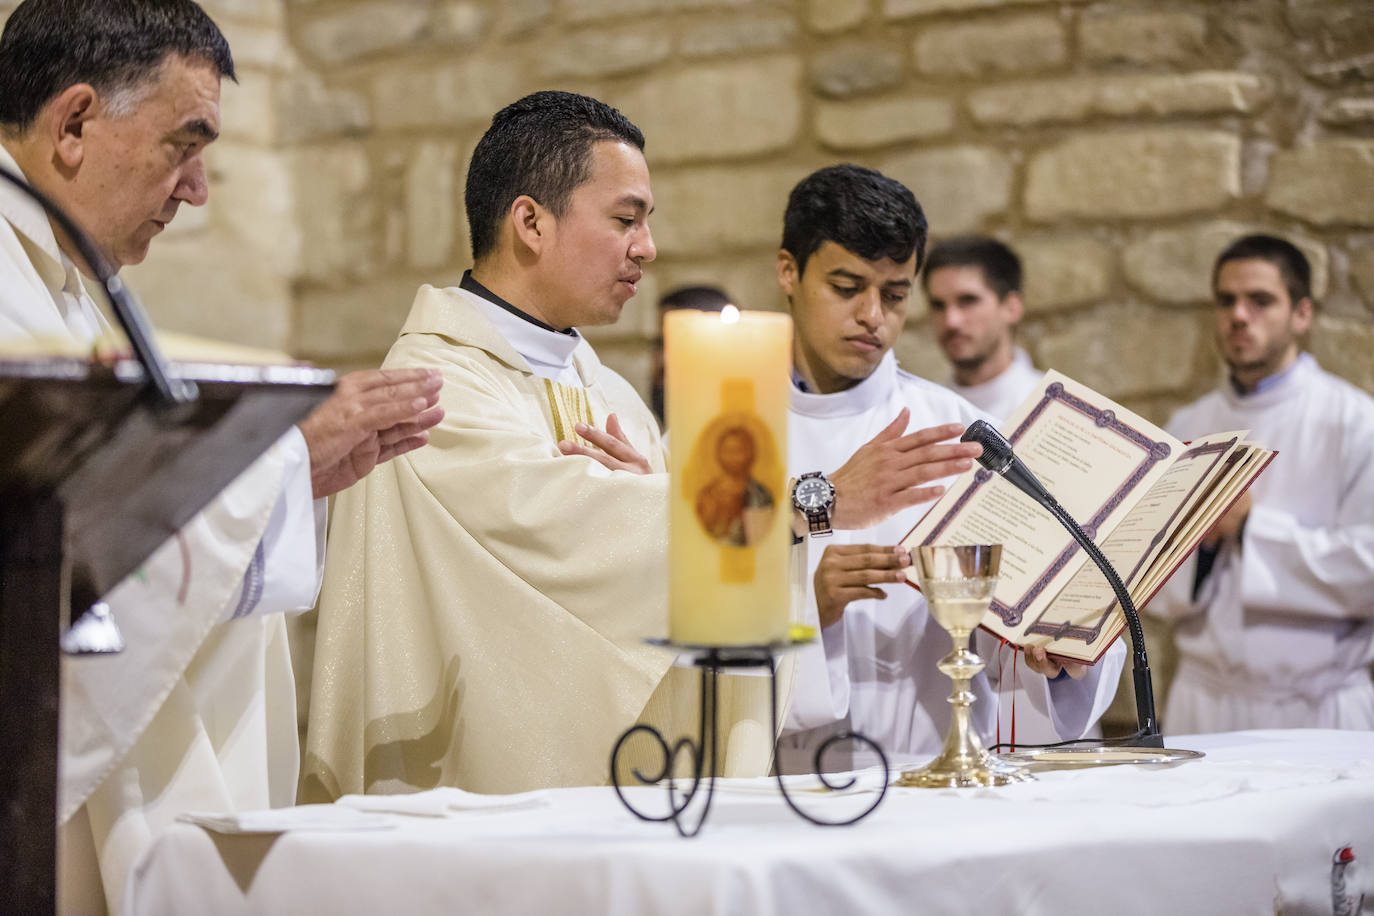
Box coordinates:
[455,272,583,384]
[791,351,898,418]
[459,270,578,337]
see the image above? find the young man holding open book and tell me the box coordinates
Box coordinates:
[1148,235,1374,733]
[775,166,1124,770]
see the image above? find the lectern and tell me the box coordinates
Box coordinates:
[0,355,333,910]
[0,164,336,911]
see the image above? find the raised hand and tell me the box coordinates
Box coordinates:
[828,409,983,530]
[557,413,653,475]
[814,544,911,629]
[298,368,444,498]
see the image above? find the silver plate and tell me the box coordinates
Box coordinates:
[998,746,1205,768]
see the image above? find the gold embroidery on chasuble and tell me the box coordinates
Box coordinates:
[544,378,595,446]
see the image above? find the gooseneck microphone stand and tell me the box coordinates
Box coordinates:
[962,420,1164,748]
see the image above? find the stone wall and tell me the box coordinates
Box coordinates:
[3,0,1372,733]
[3,0,1369,408]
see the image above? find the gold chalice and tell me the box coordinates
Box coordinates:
[895,544,1032,788]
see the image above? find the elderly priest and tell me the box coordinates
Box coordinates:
[0,1,441,910]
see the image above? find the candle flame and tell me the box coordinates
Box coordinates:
[720,304,740,324]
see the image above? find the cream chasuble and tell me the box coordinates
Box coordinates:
[302,283,780,800]
[2,144,317,914]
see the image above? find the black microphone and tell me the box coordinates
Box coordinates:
[961,419,1164,748]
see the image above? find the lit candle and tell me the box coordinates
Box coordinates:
[665,305,792,645]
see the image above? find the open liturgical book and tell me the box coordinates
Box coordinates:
[902,371,1275,665]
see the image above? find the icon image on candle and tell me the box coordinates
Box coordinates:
[685,413,780,550]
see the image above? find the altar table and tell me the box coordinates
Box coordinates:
[127,729,1374,915]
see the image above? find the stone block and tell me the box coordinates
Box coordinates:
[219,71,276,145]
[1025,130,1240,221]
[219,18,298,72]
[1015,235,1114,311]
[1034,304,1205,399]
[1079,11,1207,66]
[815,95,955,150]
[208,144,299,275]
[893,320,948,382]
[202,0,283,24]
[127,234,294,353]
[274,72,371,144]
[297,1,430,65]
[432,1,488,45]
[1321,97,1374,127]
[562,0,757,23]
[1123,222,1328,305]
[612,57,802,164]
[371,57,527,131]
[405,143,460,269]
[496,0,553,36]
[649,164,811,257]
[914,14,1065,77]
[807,0,868,33]
[539,27,671,79]
[591,338,654,404]
[296,274,439,361]
[811,43,904,97]
[1266,141,1374,225]
[1350,247,1374,306]
[968,72,1271,127]
[881,146,1013,234]
[288,144,375,282]
[1309,314,1374,394]
[680,14,798,58]
[884,0,1044,17]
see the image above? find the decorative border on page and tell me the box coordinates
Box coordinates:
[1023,437,1237,645]
[921,382,1172,628]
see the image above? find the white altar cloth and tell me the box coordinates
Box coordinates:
[127,730,1374,916]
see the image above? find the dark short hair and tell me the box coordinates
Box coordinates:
[780,164,927,276]
[0,0,235,132]
[1213,234,1312,306]
[465,90,645,262]
[922,235,1022,300]
[659,285,730,313]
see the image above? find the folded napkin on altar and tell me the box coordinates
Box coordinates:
[336,787,552,817]
[179,805,395,835]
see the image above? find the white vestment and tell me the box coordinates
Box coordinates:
[0,145,322,915]
[946,347,1043,423]
[303,281,780,801]
[781,352,1124,771]
[1150,354,1374,733]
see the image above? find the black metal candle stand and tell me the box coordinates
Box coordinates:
[610,639,889,837]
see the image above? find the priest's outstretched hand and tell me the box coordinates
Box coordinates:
[298,368,445,498]
[814,544,910,629]
[1024,645,1088,680]
[558,414,653,474]
[828,408,983,530]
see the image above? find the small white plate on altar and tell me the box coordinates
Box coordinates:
[998,746,1205,768]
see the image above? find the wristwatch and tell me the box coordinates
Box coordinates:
[791,471,836,538]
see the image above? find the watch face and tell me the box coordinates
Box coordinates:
[794,476,832,510]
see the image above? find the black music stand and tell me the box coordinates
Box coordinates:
[0,355,333,911]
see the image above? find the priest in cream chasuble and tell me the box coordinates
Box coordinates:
[302,280,782,797]
[303,92,783,798]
